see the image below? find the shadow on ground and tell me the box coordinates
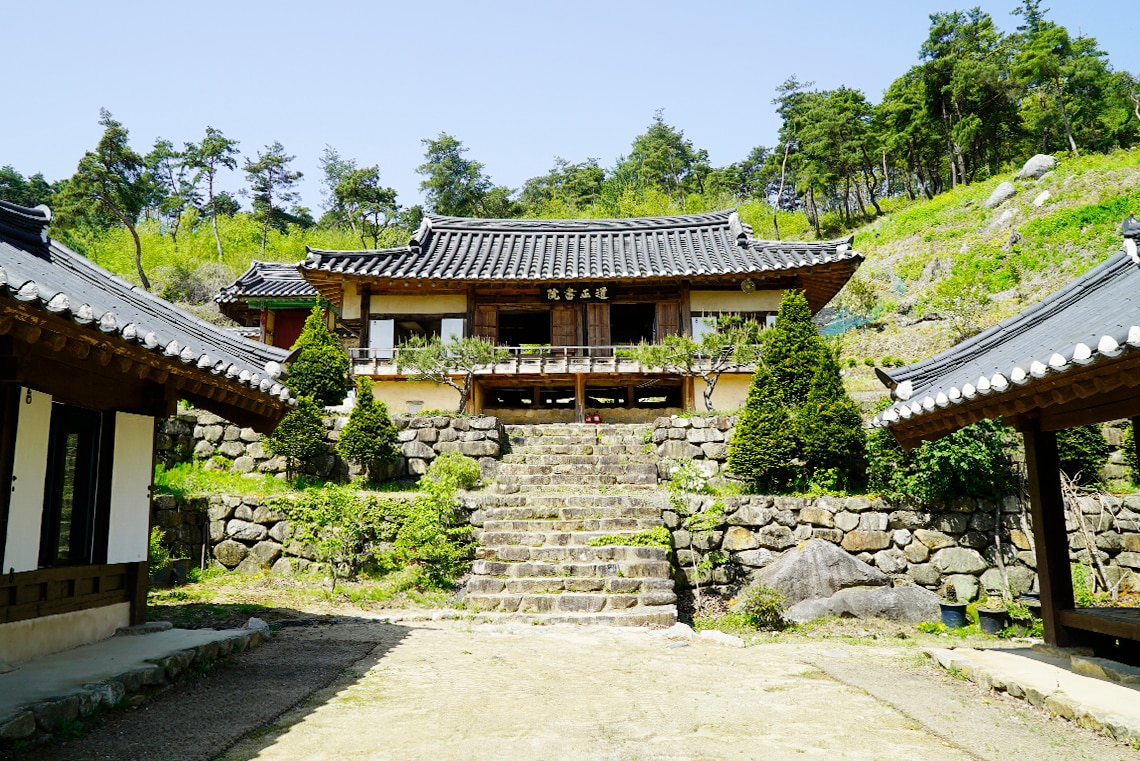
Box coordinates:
[1,611,410,761]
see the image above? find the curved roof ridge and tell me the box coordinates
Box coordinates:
[422,209,736,234]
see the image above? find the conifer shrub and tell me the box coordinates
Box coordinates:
[337,377,398,482]
[286,306,351,407]
[727,291,865,493]
[265,396,328,478]
[1055,424,1109,485]
[423,450,482,489]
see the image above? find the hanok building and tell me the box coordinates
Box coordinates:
[873,233,1140,656]
[0,201,293,662]
[216,260,322,349]
[300,210,862,422]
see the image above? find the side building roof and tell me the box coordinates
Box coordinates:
[0,200,294,431]
[216,260,319,325]
[301,210,861,312]
[873,246,1140,448]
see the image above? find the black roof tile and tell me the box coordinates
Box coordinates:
[302,210,859,282]
[216,260,319,303]
[0,202,294,404]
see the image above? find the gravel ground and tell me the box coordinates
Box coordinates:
[5,618,1136,761]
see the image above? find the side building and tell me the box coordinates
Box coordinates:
[298,210,861,422]
[0,201,293,662]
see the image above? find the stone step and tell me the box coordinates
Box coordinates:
[478,544,667,564]
[461,607,678,628]
[474,505,663,522]
[471,493,662,508]
[471,558,673,579]
[506,424,652,436]
[500,473,658,487]
[508,434,646,447]
[481,517,658,532]
[500,453,658,465]
[501,444,649,457]
[464,590,676,614]
[467,575,674,595]
[477,529,660,547]
[498,462,659,477]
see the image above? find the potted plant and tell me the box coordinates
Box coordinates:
[976,595,1012,635]
[940,584,968,628]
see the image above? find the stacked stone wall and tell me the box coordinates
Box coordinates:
[157,408,503,481]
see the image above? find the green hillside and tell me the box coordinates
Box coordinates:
[836,148,1140,400]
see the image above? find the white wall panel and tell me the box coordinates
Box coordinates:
[4,389,52,572]
[106,413,154,564]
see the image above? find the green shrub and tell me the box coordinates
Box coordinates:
[424,451,482,489]
[587,526,672,548]
[727,291,865,493]
[863,356,875,367]
[274,485,396,587]
[395,476,472,587]
[148,527,172,571]
[286,306,351,406]
[1124,422,1137,484]
[734,583,787,630]
[337,377,399,482]
[265,396,328,478]
[1056,425,1109,485]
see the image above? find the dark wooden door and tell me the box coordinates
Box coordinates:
[587,302,611,356]
[473,305,498,342]
[551,304,579,351]
[655,301,680,340]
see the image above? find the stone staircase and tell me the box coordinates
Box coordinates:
[464,424,677,626]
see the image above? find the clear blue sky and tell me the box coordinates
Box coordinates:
[4,0,1137,213]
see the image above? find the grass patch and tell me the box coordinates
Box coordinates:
[587,526,671,548]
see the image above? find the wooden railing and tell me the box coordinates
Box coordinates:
[348,345,756,376]
[0,562,144,625]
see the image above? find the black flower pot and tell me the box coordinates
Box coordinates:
[940,602,968,628]
[977,608,1011,635]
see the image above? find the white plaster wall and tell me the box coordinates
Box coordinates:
[695,373,752,412]
[690,290,783,313]
[372,380,461,415]
[342,281,360,320]
[371,294,467,315]
[0,602,129,663]
[3,388,51,573]
[106,413,154,564]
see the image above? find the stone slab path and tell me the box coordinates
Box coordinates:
[216,623,1133,761]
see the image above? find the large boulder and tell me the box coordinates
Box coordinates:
[785,585,940,624]
[983,181,1017,209]
[755,538,889,606]
[1015,154,1058,180]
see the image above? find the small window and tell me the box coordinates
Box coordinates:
[39,405,104,567]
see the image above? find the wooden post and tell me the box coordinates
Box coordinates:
[574,373,585,423]
[258,308,268,344]
[1023,428,1076,646]
[359,284,372,349]
[682,377,695,411]
[128,560,149,626]
[625,384,635,409]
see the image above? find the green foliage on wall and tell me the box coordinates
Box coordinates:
[1055,424,1109,485]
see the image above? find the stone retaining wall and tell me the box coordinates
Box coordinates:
[157,408,503,481]
[670,492,1140,601]
[652,415,736,482]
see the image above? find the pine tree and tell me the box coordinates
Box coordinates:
[726,365,797,492]
[265,396,328,479]
[795,347,867,490]
[762,291,824,408]
[337,377,399,482]
[286,306,351,407]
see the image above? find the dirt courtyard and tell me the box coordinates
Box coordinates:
[9,619,1136,761]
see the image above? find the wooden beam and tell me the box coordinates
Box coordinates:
[574,373,585,423]
[1023,428,1076,647]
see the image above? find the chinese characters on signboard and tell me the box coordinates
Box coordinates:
[542,285,612,302]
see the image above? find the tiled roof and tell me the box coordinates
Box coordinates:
[302,210,860,282]
[0,201,294,404]
[216,260,318,303]
[873,247,1140,432]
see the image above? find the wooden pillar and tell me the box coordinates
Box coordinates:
[359,284,372,349]
[679,283,691,338]
[1023,428,1076,646]
[258,308,268,344]
[574,373,585,423]
[625,384,635,409]
[682,377,696,411]
[128,560,149,626]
